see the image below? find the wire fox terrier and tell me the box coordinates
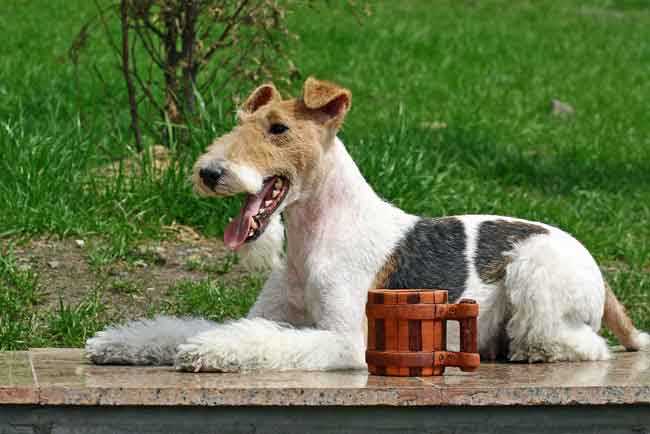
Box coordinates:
[86,77,650,371]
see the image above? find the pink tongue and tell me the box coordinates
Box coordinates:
[223,179,276,250]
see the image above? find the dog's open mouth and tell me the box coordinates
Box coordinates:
[223,176,289,250]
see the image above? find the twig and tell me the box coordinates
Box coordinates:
[202,0,251,63]
[181,0,199,116]
[130,27,166,119]
[141,13,166,39]
[133,22,166,69]
[94,0,121,59]
[120,0,143,152]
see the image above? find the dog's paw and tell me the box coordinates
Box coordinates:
[174,342,241,373]
[85,324,177,365]
[174,343,205,372]
[85,332,134,365]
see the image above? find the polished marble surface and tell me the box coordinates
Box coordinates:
[1,348,649,406]
[0,351,38,404]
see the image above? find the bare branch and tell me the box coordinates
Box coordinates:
[130,28,166,118]
[120,0,143,152]
[181,0,200,115]
[141,13,166,40]
[132,22,166,69]
[202,0,251,63]
[94,0,121,57]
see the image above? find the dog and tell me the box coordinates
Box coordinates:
[85,77,650,371]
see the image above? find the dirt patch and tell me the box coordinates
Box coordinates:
[7,234,253,321]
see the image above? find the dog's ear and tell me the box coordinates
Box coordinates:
[302,77,352,128]
[241,83,281,114]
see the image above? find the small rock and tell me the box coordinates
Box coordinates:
[136,246,167,265]
[109,269,129,278]
[134,259,148,268]
[550,100,575,118]
[74,239,85,248]
[47,260,60,269]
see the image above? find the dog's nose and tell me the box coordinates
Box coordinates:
[199,167,223,190]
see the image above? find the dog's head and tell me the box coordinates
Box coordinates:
[193,77,352,250]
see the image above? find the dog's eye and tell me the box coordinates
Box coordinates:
[269,123,289,135]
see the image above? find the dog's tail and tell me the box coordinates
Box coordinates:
[603,282,650,351]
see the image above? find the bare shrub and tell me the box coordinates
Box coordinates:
[71,0,367,151]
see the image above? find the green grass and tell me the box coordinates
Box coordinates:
[0,249,42,349]
[45,291,108,348]
[163,277,263,323]
[1,0,650,347]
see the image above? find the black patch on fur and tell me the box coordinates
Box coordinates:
[383,217,468,303]
[475,219,549,284]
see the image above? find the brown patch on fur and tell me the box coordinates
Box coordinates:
[603,282,640,350]
[241,83,281,113]
[302,77,351,129]
[480,255,513,284]
[195,78,353,197]
[227,99,326,184]
[475,220,549,283]
[371,252,398,289]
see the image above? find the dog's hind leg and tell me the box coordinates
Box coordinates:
[504,233,611,362]
[85,316,217,365]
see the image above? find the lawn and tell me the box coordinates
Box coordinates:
[1,0,650,349]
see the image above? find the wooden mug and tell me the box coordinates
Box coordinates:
[366,289,480,376]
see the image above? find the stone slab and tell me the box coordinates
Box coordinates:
[419,350,650,405]
[0,351,38,404]
[0,348,649,407]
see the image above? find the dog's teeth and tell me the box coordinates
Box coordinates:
[272,190,280,198]
[259,208,266,214]
[265,200,273,207]
[248,229,254,237]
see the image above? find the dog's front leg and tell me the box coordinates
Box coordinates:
[175,280,367,372]
[245,267,312,326]
[174,318,364,372]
